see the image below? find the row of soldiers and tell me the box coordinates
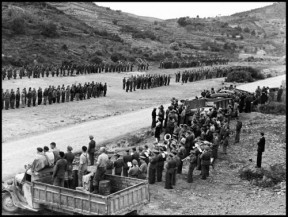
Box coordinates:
[160,56,229,69]
[122,74,171,92]
[2,81,107,110]
[2,61,139,80]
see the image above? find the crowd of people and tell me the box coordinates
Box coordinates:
[1,60,145,80]
[122,74,171,92]
[160,56,229,69]
[2,81,107,110]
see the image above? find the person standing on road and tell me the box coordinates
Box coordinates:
[52,151,67,187]
[187,150,197,183]
[164,153,176,189]
[234,117,242,144]
[256,132,265,168]
[88,135,96,165]
[200,147,211,180]
[123,150,132,177]
[148,149,159,184]
[78,146,88,187]
[138,155,148,179]
[15,88,20,109]
[151,108,157,129]
[10,89,15,109]
[92,147,108,194]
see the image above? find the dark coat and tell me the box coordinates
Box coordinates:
[257,137,265,152]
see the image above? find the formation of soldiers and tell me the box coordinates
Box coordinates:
[122,74,171,92]
[160,56,229,69]
[2,81,107,110]
[2,61,139,80]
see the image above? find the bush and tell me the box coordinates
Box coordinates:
[266,73,272,78]
[169,42,180,51]
[177,17,190,27]
[110,52,125,62]
[112,19,118,25]
[248,67,264,80]
[11,17,26,34]
[226,70,253,83]
[258,102,286,115]
[89,56,102,64]
[41,21,58,37]
[61,44,68,50]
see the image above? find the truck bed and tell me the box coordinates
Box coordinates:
[32,174,149,215]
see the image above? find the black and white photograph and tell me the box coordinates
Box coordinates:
[2,1,286,215]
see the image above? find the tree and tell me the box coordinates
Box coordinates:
[251,30,256,36]
[112,19,118,25]
[243,27,250,33]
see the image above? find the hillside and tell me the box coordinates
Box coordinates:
[1,2,286,66]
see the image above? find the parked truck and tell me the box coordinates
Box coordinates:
[2,167,150,215]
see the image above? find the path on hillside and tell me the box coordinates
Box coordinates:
[2,75,286,180]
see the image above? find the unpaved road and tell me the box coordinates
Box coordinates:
[236,74,286,92]
[2,74,284,181]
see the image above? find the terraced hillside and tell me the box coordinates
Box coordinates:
[2,2,286,66]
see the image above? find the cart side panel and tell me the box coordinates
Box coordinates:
[107,181,149,215]
[32,182,107,215]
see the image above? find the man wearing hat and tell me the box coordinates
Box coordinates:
[148,149,159,184]
[64,146,75,189]
[88,135,96,165]
[164,153,176,189]
[177,142,187,174]
[138,155,148,179]
[92,147,108,194]
[256,132,265,168]
[29,147,48,173]
[187,150,197,183]
[114,153,125,176]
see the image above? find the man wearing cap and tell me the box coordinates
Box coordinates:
[43,146,55,167]
[156,148,166,182]
[64,146,75,189]
[172,150,180,186]
[52,151,68,187]
[148,149,159,184]
[138,156,148,179]
[114,153,125,176]
[165,152,175,189]
[200,147,211,180]
[128,159,140,178]
[78,146,89,187]
[93,147,109,194]
[131,147,140,165]
[187,150,197,183]
[123,150,133,177]
[234,117,242,144]
[88,135,96,165]
[177,142,187,174]
[256,132,265,168]
[29,147,49,173]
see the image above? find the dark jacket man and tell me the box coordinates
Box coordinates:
[52,151,68,187]
[256,132,265,168]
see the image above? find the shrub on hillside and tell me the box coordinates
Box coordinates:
[258,102,286,115]
[11,17,26,34]
[177,17,190,27]
[169,42,180,51]
[226,70,253,83]
[110,52,125,62]
[41,21,58,37]
[266,73,272,78]
[248,67,264,80]
[89,56,102,64]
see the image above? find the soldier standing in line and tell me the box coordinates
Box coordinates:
[61,86,65,103]
[126,79,130,93]
[52,87,57,103]
[21,89,26,108]
[103,83,107,97]
[56,87,61,103]
[13,68,17,79]
[27,88,32,107]
[130,79,133,92]
[187,150,197,183]
[10,89,15,109]
[32,88,37,107]
[46,66,49,77]
[4,89,10,110]
[15,88,20,109]
[43,88,48,105]
[38,87,43,105]
[123,77,126,90]
[2,67,7,80]
[7,67,12,80]
[156,148,166,182]
[66,86,70,102]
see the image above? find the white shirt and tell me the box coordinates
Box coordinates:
[45,151,55,166]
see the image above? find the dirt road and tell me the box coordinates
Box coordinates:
[236,74,286,92]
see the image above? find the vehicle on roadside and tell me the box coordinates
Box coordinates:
[2,167,149,215]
